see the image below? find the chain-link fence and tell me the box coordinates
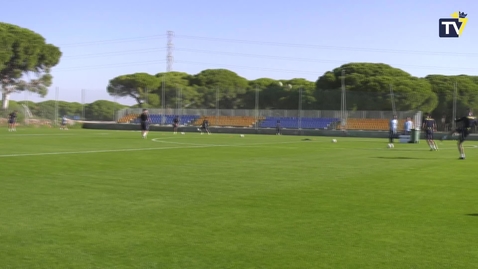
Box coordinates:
[114,89,428,131]
[0,88,120,128]
[1,88,476,131]
[112,89,475,131]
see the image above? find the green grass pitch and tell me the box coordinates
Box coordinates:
[1,128,478,269]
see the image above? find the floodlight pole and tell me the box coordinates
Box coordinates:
[341,70,346,129]
[216,87,219,124]
[54,87,59,126]
[390,84,397,116]
[176,87,179,116]
[81,89,85,119]
[452,82,457,130]
[255,87,259,130]
[161,30,174,125]
[298,87,302,131]
[161,78,165,125]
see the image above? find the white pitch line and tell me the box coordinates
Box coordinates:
[151,139,215,146]
[0,145,212,158]
[0,132,115,137]
[151,138,317,147]
[151,137,478,150]
[0,133,76,137]
[0,139,310,158]
[318,146,478,151]
[1,136,477,158]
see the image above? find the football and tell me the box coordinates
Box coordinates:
[332,139,337,143]
[240,134,244,137]
[388,143,394,148]
[181,132,185,135]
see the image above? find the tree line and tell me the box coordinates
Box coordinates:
[4,100,127,122]
[6,64,475,122]
[107,63,478,118]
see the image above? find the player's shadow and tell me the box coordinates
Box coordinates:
[465,214,478,217]
[373,156,422,160]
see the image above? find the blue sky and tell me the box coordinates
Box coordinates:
[2,0,477,105]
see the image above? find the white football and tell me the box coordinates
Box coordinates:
[332,139,337,143]
[181,132,185,135]
[240,134,244,137]
[388,143,394,148]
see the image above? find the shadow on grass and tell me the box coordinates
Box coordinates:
[465,214,478,217]
[373,156,423,160]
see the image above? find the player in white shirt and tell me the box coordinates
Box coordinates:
[403,117,413,135]
[389,115,398,144]
[60,116,68,130]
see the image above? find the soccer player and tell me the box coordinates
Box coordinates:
[200,118,210,135]
[8,110,17,132]
[403,117,413,135]
[389,115,398,144]
[441,109,478,159]
[60,115,68,130]
[138,109,151,139]
[173,116,179,134]
[422,113,438,151]
[276,120,281,135]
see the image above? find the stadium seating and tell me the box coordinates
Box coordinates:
[118,114,139,123]
[260,117,339,129]
[129,114,200,125]
[121,114,408,131]
[192,116,263,127]
[344,118,406,131]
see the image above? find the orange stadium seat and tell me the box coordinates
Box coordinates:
[344,118,406,131]
[118,114,139,123]
[193,116,264,127]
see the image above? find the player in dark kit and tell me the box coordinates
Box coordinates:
[441,109,478,159]
[276,120,281,135]
[422,113,438,151]
[138,109,151,139]
[199,118,210,135]
[8,110,17,132]
[173,116,179,134]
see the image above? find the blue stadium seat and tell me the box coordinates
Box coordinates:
[260,117,339,129]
